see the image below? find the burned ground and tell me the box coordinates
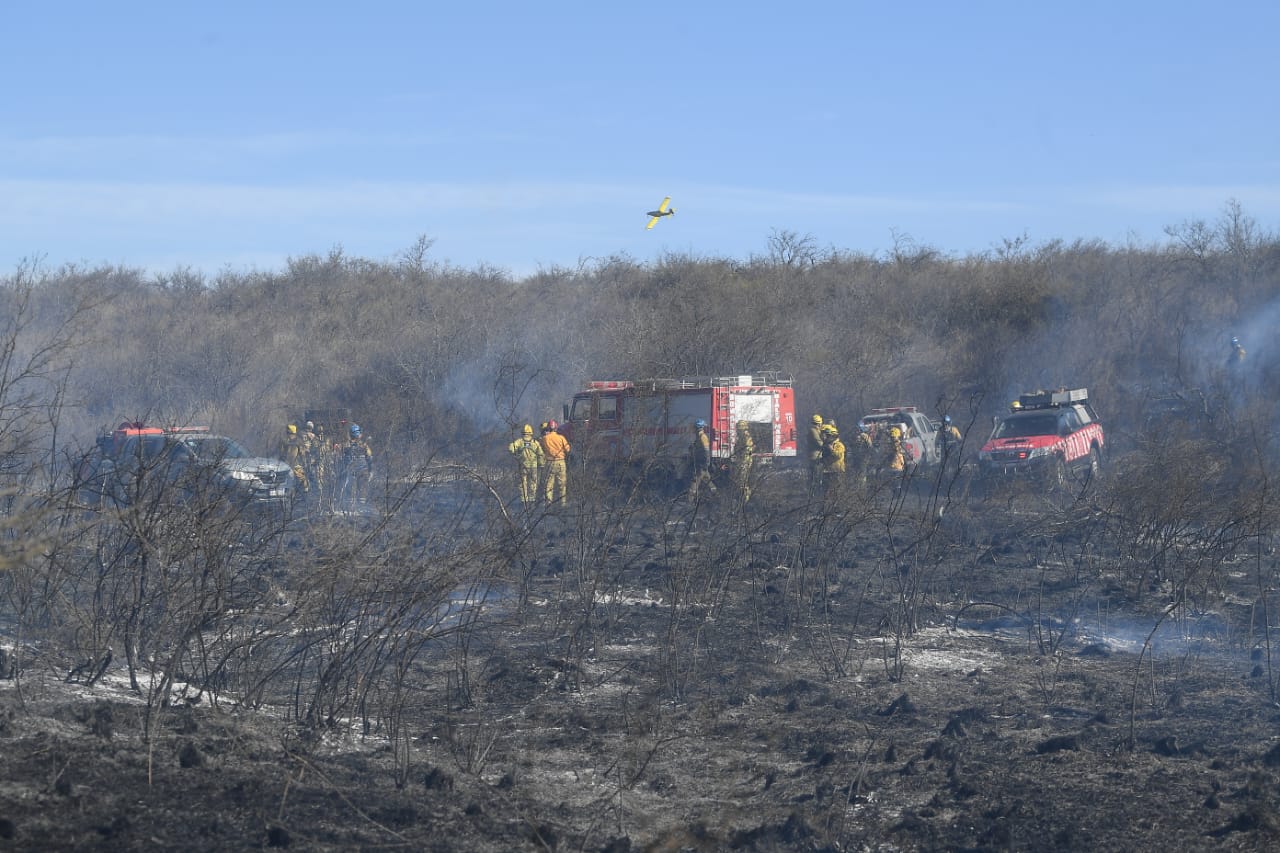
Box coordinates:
[3,468,1280,852]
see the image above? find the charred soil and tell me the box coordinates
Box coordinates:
[3,472,1280,851]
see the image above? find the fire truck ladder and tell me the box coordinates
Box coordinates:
[634,372,793,390]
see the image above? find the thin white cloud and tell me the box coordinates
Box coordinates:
[0,177,1037,229]
[0,129,526,168]
[0,179,549,225]
[685,185,1028,216]
[1070,184,1280,215]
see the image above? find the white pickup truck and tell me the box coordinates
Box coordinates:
[859,406,943,471]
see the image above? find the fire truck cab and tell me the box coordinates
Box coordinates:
[562,373,797,481]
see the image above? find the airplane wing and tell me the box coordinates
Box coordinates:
[646,196,672,229]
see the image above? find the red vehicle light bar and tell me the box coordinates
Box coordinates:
[112,422,164,438]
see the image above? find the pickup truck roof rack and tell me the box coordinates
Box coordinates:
[1018,388,1088,410]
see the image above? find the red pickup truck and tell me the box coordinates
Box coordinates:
[977,389,1104,489]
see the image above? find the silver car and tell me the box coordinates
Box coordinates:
[81,429,295,508]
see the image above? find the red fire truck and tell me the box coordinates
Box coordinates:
[561,373,798,481]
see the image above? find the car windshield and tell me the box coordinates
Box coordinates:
[993,414,1058,439]
[134,435,169,459]
[179,436,251,461]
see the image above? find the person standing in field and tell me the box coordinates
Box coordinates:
[509,424,544,507]
[806,414,825,491]
[281,424,309,495]
[936,415,963,475]
[821,424,845,495]
[687,419,715,500]
[338,423,373,508]
[540,420,571,505]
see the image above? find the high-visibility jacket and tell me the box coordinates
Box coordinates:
[690,430,711,470]
[936,424,962,454]
[541,431,571,461]
[806,425,824,462]
[509,436,544,469]
[824,438,846,473]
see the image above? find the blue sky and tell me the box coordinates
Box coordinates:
[3,2,1278,277]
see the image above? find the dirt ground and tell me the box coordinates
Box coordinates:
[3,474,1280,852]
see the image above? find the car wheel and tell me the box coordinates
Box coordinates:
[1051,456,1067,491]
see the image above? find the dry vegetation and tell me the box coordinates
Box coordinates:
[2,201,1280,850]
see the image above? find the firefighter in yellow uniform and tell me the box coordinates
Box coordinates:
[282,424,309,493]
[936,415,963,474]
[339,424,373,508]
[821,424,845,496]
[732,420,754,504]
[886,426,906,473]
[540,420,571,505]
[1228,336,1246,368]
[822,425,846,472]
[850,422,875,486]
[509,424,545,507]
[302,421,325,496]
[687,419,715,500]
[312,424,333,509]
[806,414,825,488]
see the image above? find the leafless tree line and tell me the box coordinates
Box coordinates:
[0,200,1265,462]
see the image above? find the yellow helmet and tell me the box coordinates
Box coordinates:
[522,424,533,436]
[287,424,297,435]
[811,414,823,425]
[737,420,749,430]
[889,426,902,439]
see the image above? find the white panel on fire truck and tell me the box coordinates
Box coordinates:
[737,375,753,387]
[731,393,773,423]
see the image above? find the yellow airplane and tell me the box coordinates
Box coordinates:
[645,197,675,230]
